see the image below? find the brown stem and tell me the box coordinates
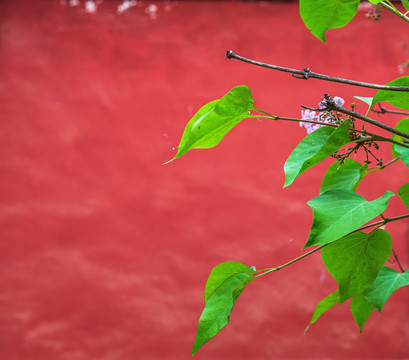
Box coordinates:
[226,51,409,92]
[255,213,409,278]
[321,94,409,140]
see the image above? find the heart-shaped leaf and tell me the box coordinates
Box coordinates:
[300,0,360,42]
[321,229,392,304]
[305,189,394,247]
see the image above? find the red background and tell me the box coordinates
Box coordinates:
[1,1,408,359]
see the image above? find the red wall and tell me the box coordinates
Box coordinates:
[1,1,408,359]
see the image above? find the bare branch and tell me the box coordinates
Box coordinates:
[226,51,409,92]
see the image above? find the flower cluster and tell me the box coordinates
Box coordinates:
[300,96,344,134]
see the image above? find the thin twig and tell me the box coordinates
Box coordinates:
[250,113,339,128]
[371,103,409,116]
[254,213,409,278]
[392,249,406,273]
[226,51,409,92]
[356,213,409,233]
[360,133,409,150]
[251,111,409,149]
[366,157,399,173]
[380,1,409,23]
[254,244,326,278]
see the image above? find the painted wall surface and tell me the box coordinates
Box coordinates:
[1,1,408,359]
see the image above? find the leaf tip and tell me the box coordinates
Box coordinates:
[304,325,310,335]
[283,178,293,188]
[163,158,174,165]
[386,190,395,197]
[191,338,202,356]
[311,29,326,43]
[163,152,183,165]
[302,239,313,249]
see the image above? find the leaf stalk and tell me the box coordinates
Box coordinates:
[254,213,409,278]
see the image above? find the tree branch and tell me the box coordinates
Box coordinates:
[226,51,409,92]
[255,212,409,278]
[254,244,325,278]
[251,110,409,149]
[314,94,409,140]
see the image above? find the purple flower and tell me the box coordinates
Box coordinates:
[300,109,319,134]
[300,96,344,134]
[301,109,317,122]
[333,96,345,107]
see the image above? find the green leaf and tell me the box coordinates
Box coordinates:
[192,262,255,355]
[368,0,382,3]
[284,119,351,187]
[167,86,254,163]
[391,118,409,168]
[350,293,374,333]
[232,276,254,302]
[321,229,392,304]
[305,189,394,247]
[353,96,373,116]
[402,0,409,12]
[320,159,367,194]
[299,0,360,42]
[398,182,409,209]
[204,261,255,303]
[305,290,339,334]
[364,266,409,312]
[372,77,409,110]
[354,96,373,107]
